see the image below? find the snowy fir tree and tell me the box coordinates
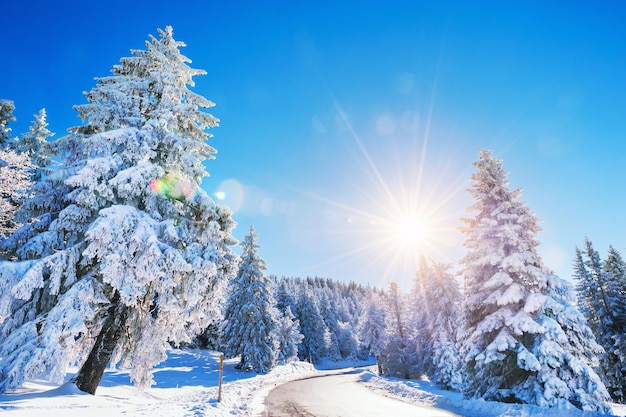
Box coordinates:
[222,226,277,373]
[379,282,415,379]
[574,239,626,403]
[601,245,626,402]
[460,148,550,401]
[273,305,304,364]
[14,109,55,181]
[0,148,34,241]
[411,258,463,390]
[0,99,34,241]
[193,322,222,350]
[274,278,297,314]
[459,149,609,411]
[575,238,609,338]
[0,99,16,147]
[0,109,56,243]
[407,256,430,376]
[0,27,238,395]
[319,290,342,361]
[358,292,386,372]
[294,288,327,364]
[531,274,611,411]
[315,279,360,362]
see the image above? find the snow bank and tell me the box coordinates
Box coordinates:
[360,370,624,417]
[232,361,316,415]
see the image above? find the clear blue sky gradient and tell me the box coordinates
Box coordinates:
[4,1,626,289]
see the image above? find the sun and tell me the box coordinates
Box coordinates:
[392,215,428,247]
[285,96,467,288]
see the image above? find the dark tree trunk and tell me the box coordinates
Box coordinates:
[72,291,127,395]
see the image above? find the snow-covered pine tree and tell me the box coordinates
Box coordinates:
[294,288,327,364]
[13,109,55,181]
[573,247,595,331]
[575,238,609,338]
[0,99,16,147]
[358,292,386,372]
[529,274,610,411]
[601,246,626,402]
[193,322,222,350]
[0,138,74,260]
[0,149,34,241]
[412,258,463,390]
[380,282,415,379]
[459,149,610,411]
[274,277,297,314]
[319,290,342,361]
[0,99,34,241]
[575,239,626,403]
[460,149,549,401]
[0,26,238,395]
[408,256,431,377]
[339,284,364,361]
[274,305,304,364]
[0,109,56,244]
[222,226,277,373]
[320,279,360,361]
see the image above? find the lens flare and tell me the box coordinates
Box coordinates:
[150,173,196,201]
[214,178,245,213]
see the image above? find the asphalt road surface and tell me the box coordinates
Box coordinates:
[263,368,462,417]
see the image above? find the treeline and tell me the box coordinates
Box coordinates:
[207,225,379,371]
[212,229,460,387]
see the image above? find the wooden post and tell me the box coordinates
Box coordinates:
[218,353,224,402]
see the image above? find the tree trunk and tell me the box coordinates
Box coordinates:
[72,291,127,395]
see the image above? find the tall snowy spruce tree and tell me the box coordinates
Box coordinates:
[358,292,386,373]
[0,101,37,243]
[319,291,342,361]
[574,239,626,403]
[222,226,277,373]
[0,27,238,394]
[410,257,462,390]
[0,99,16,147]
[294,288,327,364]
[460,149,609,411]
[601,245,626,403]
[274,305,304,364]
[379,282,415,379]
[0,149,34,241]
[0,109,56,244]
[13,109,55,181]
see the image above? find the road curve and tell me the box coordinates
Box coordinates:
[263,368,462,417]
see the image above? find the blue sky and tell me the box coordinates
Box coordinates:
[4,1,626,289]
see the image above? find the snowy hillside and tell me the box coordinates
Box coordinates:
[0,349,624,417]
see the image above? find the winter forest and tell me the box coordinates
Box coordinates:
[1,26,625,414]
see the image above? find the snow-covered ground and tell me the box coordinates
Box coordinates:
[362,372,626,417]
[0,349,624,417]
[0,349,316,416]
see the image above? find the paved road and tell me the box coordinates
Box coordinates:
[263,368,462,417]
